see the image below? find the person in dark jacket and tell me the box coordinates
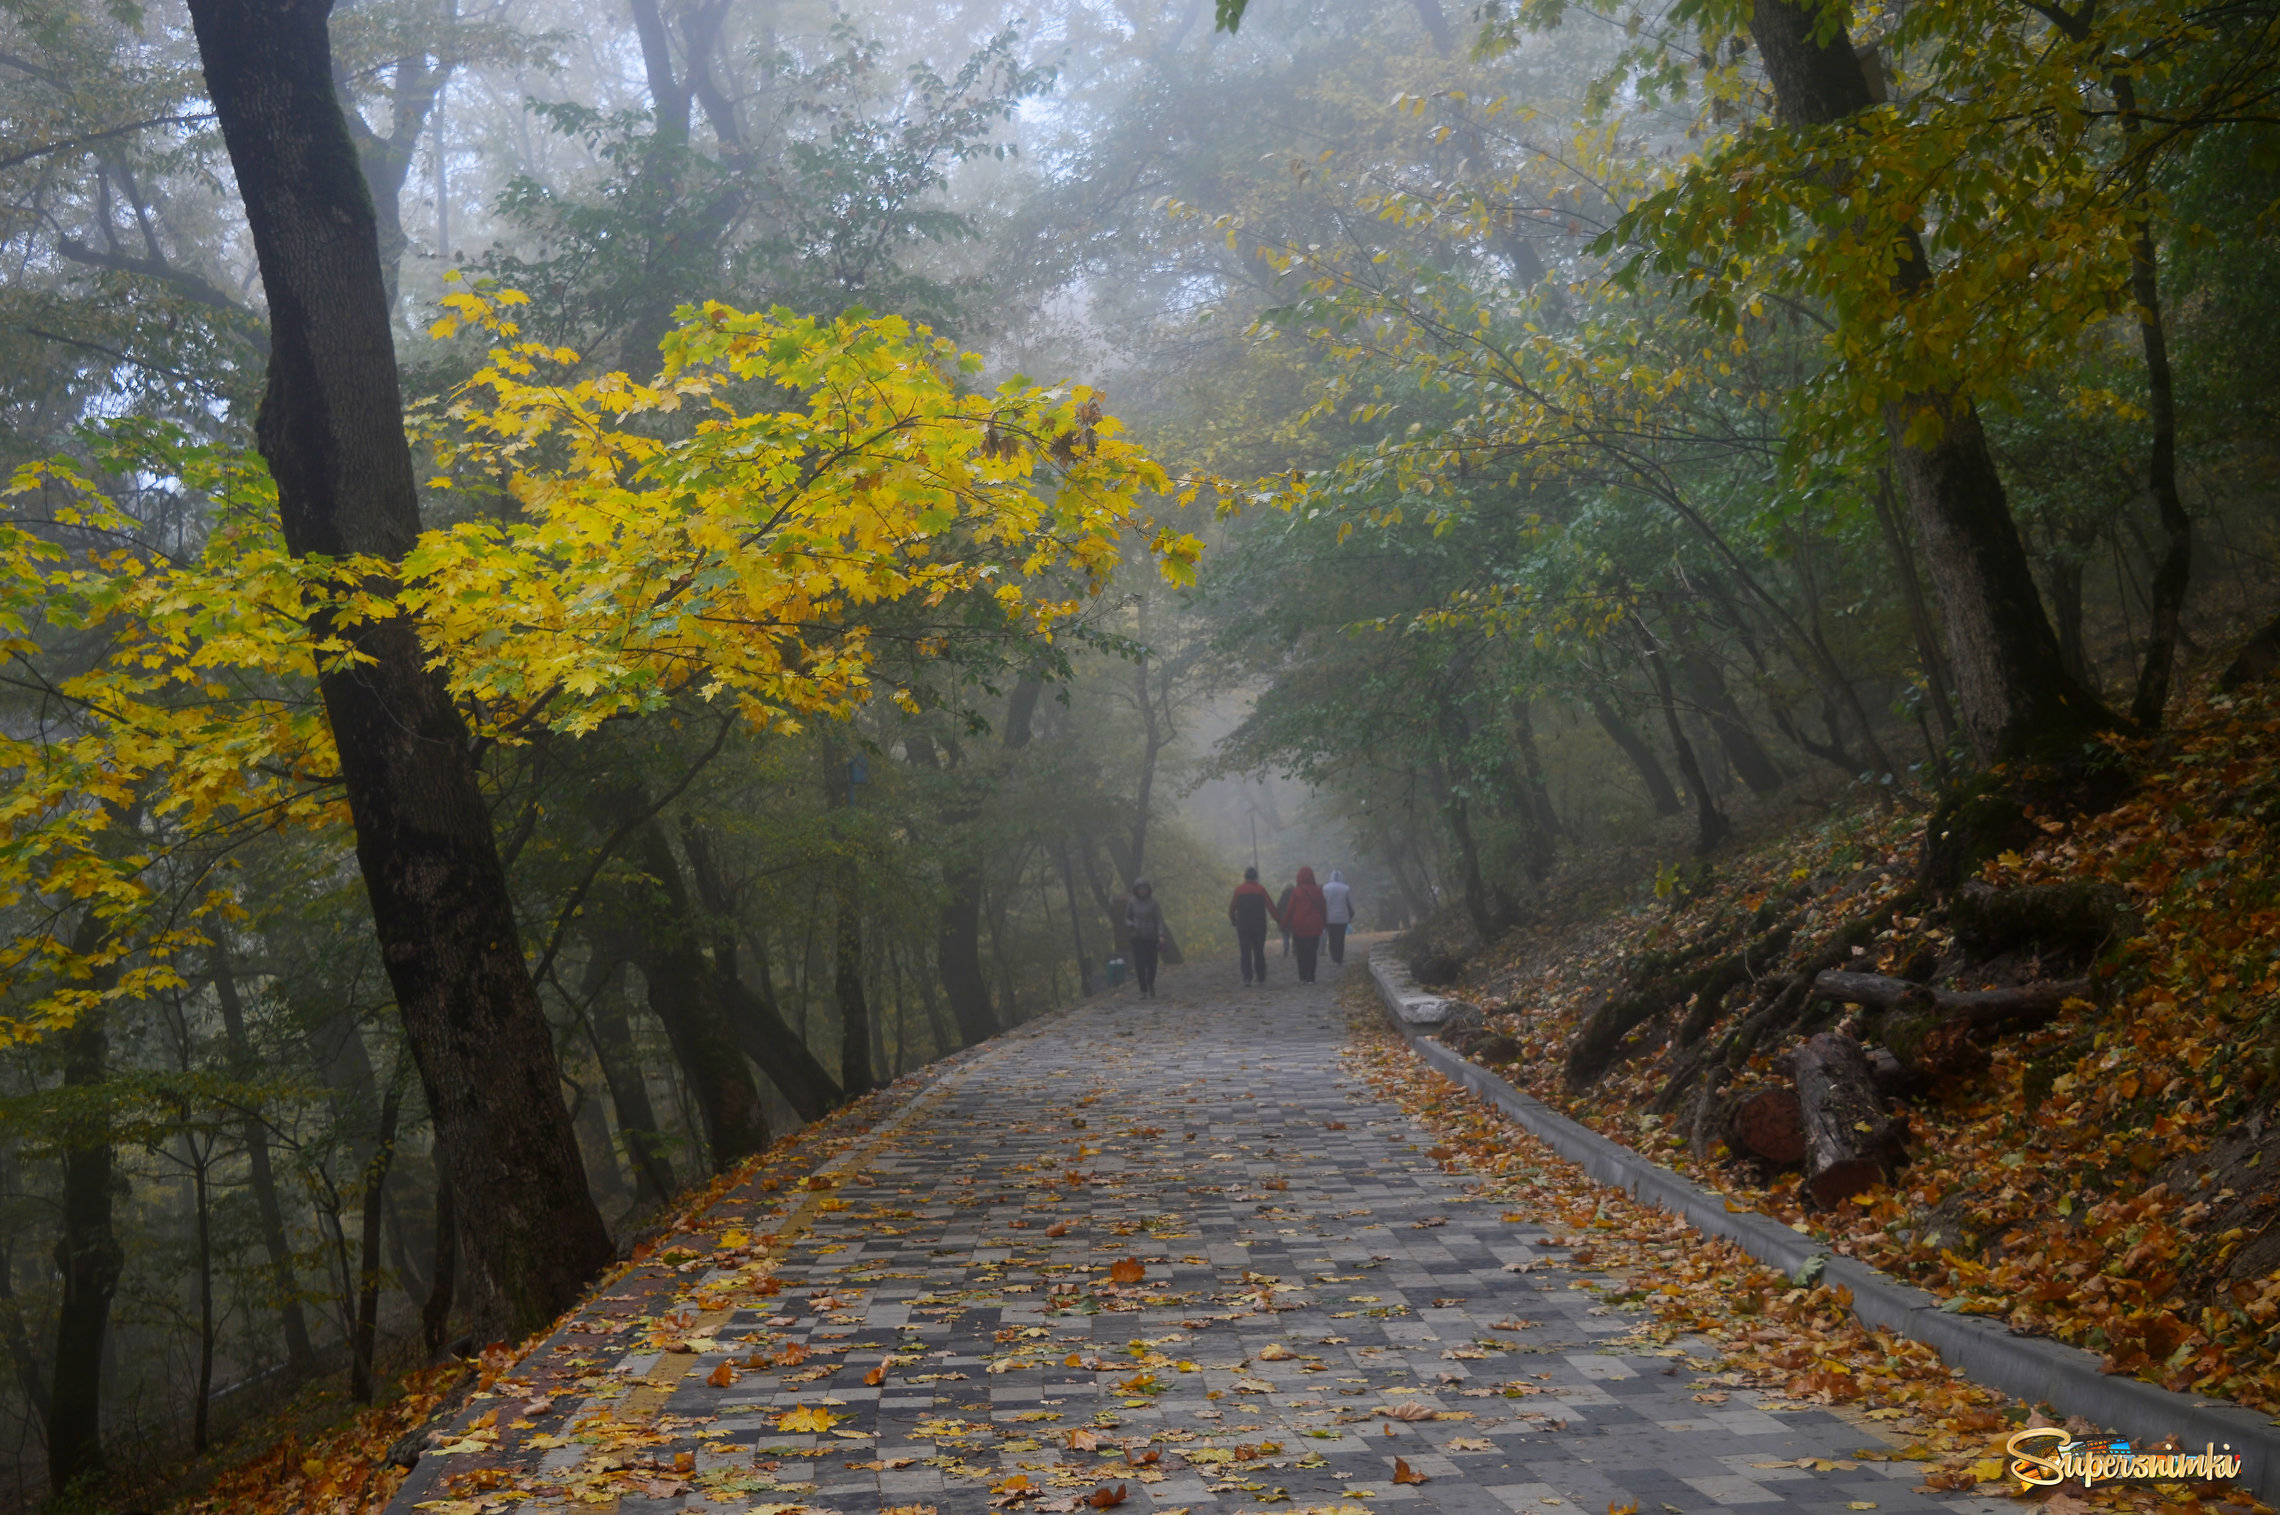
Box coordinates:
[1125,880,1165,996]
[1276,882,1296,955]
[1284,866,1329,982]
[1228,866,1280,986]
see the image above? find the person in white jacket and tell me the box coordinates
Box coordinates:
[1322,870,1355,965]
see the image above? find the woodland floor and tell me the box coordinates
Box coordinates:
[358,950,2053,1515]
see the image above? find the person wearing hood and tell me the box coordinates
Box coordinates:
[1125,879,1166,996]
[1322,869,1355,964]
[1284,866,1329,983]
[1228,866,1280,986]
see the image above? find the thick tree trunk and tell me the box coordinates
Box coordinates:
[350,1072,403,1403]
[1670,617,1784,795]
[1589,694,1684,815]
[1748,0,2109,763]
[613,812,771,1168]
[832,872,875,1098]
[1439,777,1497,942]
[935,872,999,1046]
[1870,470,1959,741]
[1511,701,1564,839]
[421,1171,456,1357]
[212,946,317,1376]
[678,822,842,1121]
[626,949,763,1172]
[2116,77,2190,730]
[188,1138,216,1450]
[718,978,841,1123]
[47,1005,122,1491]
[569,1075,633,1214]
[1793,1031,1909,1206]
[1640,630,1730,852]
[583,955,676,1206]
[1054,840,1096,995]
[183,0,611,1334]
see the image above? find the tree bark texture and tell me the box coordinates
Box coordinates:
[1793,1031,1909,1206]
[46,1004,122,1490]
[183,0,612,1334]
[1748,0,2107,763]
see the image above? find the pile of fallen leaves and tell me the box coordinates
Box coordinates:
[1344,992,2265,1515]
[1428,676,2280,1412]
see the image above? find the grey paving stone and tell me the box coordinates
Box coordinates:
[390,952,2012,1515]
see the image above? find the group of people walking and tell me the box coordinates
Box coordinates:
[1229,865,1353,985]
[1119,865,1359,996]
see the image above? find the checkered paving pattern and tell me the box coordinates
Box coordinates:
[395,949,2014,1515]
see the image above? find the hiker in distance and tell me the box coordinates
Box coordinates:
[1323,869,1354,965]
[1229,866,1280,986]
[1125,879,1166,996]
[1285,866,1330,983]
[1276,879,1297,957]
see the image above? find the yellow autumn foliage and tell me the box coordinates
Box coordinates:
[0,290,1194,1042]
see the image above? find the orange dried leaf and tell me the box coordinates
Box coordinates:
[1109,1258,1145,1285]
[1393,1457,1429,1485]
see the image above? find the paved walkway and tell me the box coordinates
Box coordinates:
[395,950,2010,1515]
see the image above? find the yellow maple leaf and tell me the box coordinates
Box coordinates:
[777,1405,840,1433]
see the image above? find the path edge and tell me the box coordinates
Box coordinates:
[1364,944,2280,1504]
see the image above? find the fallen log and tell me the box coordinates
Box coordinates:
[1723,1087,1807,1166]
[1794,1031,1909,1207]
[1809,970,2091,1077]
[1808,970,2091,1017]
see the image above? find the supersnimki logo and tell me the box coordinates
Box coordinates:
[2004,1428,2245,1489]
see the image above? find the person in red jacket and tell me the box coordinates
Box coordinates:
[1228,866,1280,986]
[1284,866,1329,983]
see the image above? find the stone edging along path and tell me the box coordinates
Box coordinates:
[1365,944,2280,1506]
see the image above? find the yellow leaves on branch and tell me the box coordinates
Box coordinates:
[408,287,1188,736]
[0,293,1190,1044]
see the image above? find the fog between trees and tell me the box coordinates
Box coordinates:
[0,0,2274,1502]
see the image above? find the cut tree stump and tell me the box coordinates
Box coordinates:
[1793,1031,1909,1207]
[1723,1087,1807,1166]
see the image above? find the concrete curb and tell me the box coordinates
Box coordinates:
[1366,945,2280,1504]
